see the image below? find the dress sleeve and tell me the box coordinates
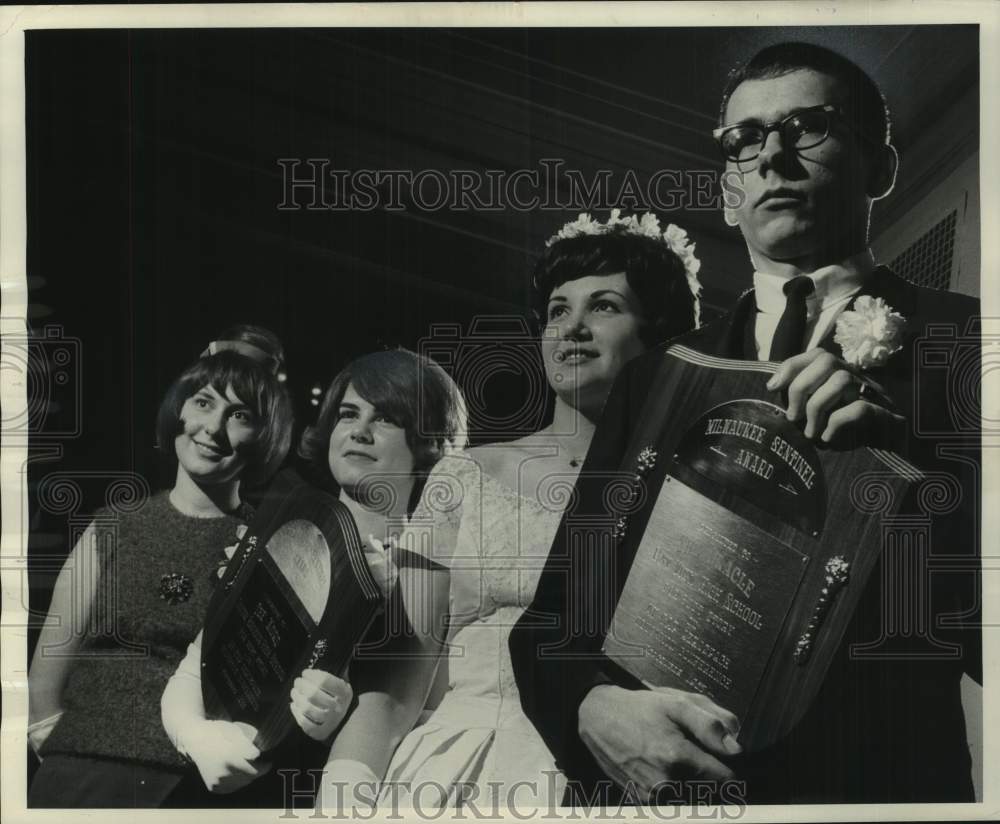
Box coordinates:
[394,453,477,571]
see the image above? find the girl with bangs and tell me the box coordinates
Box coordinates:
[27,325,293,807]
[298,347,468,530]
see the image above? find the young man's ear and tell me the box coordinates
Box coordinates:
[721,171,742,227]
[868,143,899,201]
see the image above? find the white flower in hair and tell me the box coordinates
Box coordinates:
[834,296,906,369]
[663,224,697,271]
[638,212,664,239]
[550,212,602,244]
[545,209,704,328]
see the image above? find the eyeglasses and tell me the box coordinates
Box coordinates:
[712,105,846,165]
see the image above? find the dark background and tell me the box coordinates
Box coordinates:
[24,24,979,633]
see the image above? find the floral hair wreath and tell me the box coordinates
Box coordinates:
[546,208,704,327]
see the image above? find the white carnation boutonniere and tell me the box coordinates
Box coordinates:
[833,295,906,370]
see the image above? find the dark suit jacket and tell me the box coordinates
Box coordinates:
[510,267,981,804]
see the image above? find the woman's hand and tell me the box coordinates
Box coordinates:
[162,635,270,792]
[578,684,740,799]
[290,669,354,742]
[179,719,272,794]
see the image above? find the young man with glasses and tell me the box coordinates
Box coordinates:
[511,42,980,805]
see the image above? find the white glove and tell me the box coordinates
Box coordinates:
[316,758,380,814]
[27,712,63,759]
[290,669,353,742]
[175,718,272,794]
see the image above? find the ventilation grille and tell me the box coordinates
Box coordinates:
[889,209,957,290]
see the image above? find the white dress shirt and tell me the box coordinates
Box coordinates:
[752,250,876,361]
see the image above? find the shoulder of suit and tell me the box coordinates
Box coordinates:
[624,315,729,380]
[672,307,737,348]
[901,280,979,327]
[879,266,979,316]
[916,283,979,312]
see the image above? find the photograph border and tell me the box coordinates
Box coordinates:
[2,2,997,822]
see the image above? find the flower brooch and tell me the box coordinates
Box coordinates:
[159,572,194,604]
[834,296,906,370]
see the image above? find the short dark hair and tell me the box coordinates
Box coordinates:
[532,229,698,347]
[719,42,891,148]
[155,325,294,487]
[299,348,468,485]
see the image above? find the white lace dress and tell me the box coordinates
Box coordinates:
[380,452,569,810]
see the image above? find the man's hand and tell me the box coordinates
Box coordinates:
[578,684,741,798]
[290,669,354,741]
[766,348,905,445]
[180,720,272,794]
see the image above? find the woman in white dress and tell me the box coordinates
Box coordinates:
[322,211,703,812]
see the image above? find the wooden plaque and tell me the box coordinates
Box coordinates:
[201,470,384,751]
[603,345,921,752]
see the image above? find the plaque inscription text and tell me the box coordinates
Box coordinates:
[604,479,808,718]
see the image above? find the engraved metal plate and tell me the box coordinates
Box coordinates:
[603,478,808,720]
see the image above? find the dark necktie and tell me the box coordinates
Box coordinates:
[768,276,815,361]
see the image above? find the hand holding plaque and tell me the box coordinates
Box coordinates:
[289,669,354,741]
[200,470,387,752]
[175,717,272,794]
[578,682,740,794]
[602,346,921,752]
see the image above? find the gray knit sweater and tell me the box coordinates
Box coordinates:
[42,491,247,769]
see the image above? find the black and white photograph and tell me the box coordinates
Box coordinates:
[2,2,995,821]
